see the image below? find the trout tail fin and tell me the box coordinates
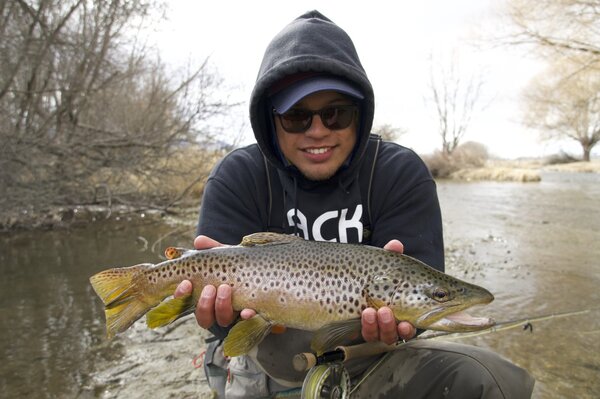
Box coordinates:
[89,263,154,338]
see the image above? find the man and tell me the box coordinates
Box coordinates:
[176,10,534,398]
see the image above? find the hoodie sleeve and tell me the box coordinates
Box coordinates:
[196,145,269,245]
[369,143,445,271]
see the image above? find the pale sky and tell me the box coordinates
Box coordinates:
[149,0,590,159]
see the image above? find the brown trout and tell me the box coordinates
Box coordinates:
[89,232,494,356]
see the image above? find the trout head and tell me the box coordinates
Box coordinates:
[365,257,495,332]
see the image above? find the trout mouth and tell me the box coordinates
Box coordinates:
[428,310,495,331]
[416,306,495,332]
[413,293,496,332]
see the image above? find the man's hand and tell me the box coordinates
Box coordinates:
[173,236,256,329]
[360,239,417,344]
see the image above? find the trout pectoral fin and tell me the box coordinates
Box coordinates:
[224,315,273,357]
[311,319,362,355]
[146,294,195,329]
[240,232,303,247]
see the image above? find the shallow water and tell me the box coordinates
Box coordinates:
[1,172,599,398]
[0,217,195,398]
[438,172,600,398]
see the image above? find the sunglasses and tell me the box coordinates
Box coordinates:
[274,104,358,133]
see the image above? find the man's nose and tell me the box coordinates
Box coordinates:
[304,114,330,138]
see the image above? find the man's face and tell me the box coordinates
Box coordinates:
[274,90,358,181]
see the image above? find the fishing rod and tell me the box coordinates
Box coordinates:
[294,307,597,372]
[295,307,598,398]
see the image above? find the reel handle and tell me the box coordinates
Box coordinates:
[336,341,396,360]
[294,341,397,371]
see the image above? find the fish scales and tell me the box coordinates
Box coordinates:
[145,240,377,329]
[90,232,495,356]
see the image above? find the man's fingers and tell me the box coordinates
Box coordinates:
[397,321,417,340]
[174,280,192,299]
[240,309,257,319]
[377,307,398,345]
[215,284,235,327]
[361,308,379,342]
[383,239,404,254]
[196,285,217,329]
[194,235,224,250]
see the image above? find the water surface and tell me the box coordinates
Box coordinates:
[1,172,599,398]
[438,172,600,398]
[0,218,195,398]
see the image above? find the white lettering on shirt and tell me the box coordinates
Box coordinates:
[339,205,363,243]
[286,208,309,239]
[286,205,363,243]
[312,210,338,242]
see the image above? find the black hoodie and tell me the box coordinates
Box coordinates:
[197,10,444,389]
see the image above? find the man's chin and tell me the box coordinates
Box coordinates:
[298,166,338,181]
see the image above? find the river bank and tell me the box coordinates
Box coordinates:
[90,318,214,398]
[448,159,600,182]
[2,160,598,233]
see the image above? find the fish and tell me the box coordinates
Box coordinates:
[89,232,495,356]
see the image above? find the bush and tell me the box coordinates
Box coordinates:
[422,141,489,178]
[543,151,580,165]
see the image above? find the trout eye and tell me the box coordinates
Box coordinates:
[431,288,450,302]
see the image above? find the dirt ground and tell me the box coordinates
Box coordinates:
[91,318,214,398]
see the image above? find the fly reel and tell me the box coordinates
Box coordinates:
[301,362,350,399]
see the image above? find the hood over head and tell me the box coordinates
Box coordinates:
[249,10,375,184]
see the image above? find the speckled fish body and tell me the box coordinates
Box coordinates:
[90,232,494,355]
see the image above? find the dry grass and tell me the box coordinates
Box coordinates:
[542,160,600,173]
[449,167,542,182]
[446,159,599,182]
[89,146,224,208]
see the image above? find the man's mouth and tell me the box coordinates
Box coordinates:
[304,147,331,155]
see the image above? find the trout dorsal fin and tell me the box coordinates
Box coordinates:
[240,232,303,247]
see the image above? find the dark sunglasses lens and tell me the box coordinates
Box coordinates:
[280,109,311,133]
[321,106,354,130]
[278,105,356,133]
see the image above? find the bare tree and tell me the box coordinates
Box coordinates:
[523,60,600,161]
[0,0,232,213]
[503,0,600,79]
[372,123,406,142]
[427,53,486,155]
[500,0,600,160]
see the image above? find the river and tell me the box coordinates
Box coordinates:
[1,172,599,398]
